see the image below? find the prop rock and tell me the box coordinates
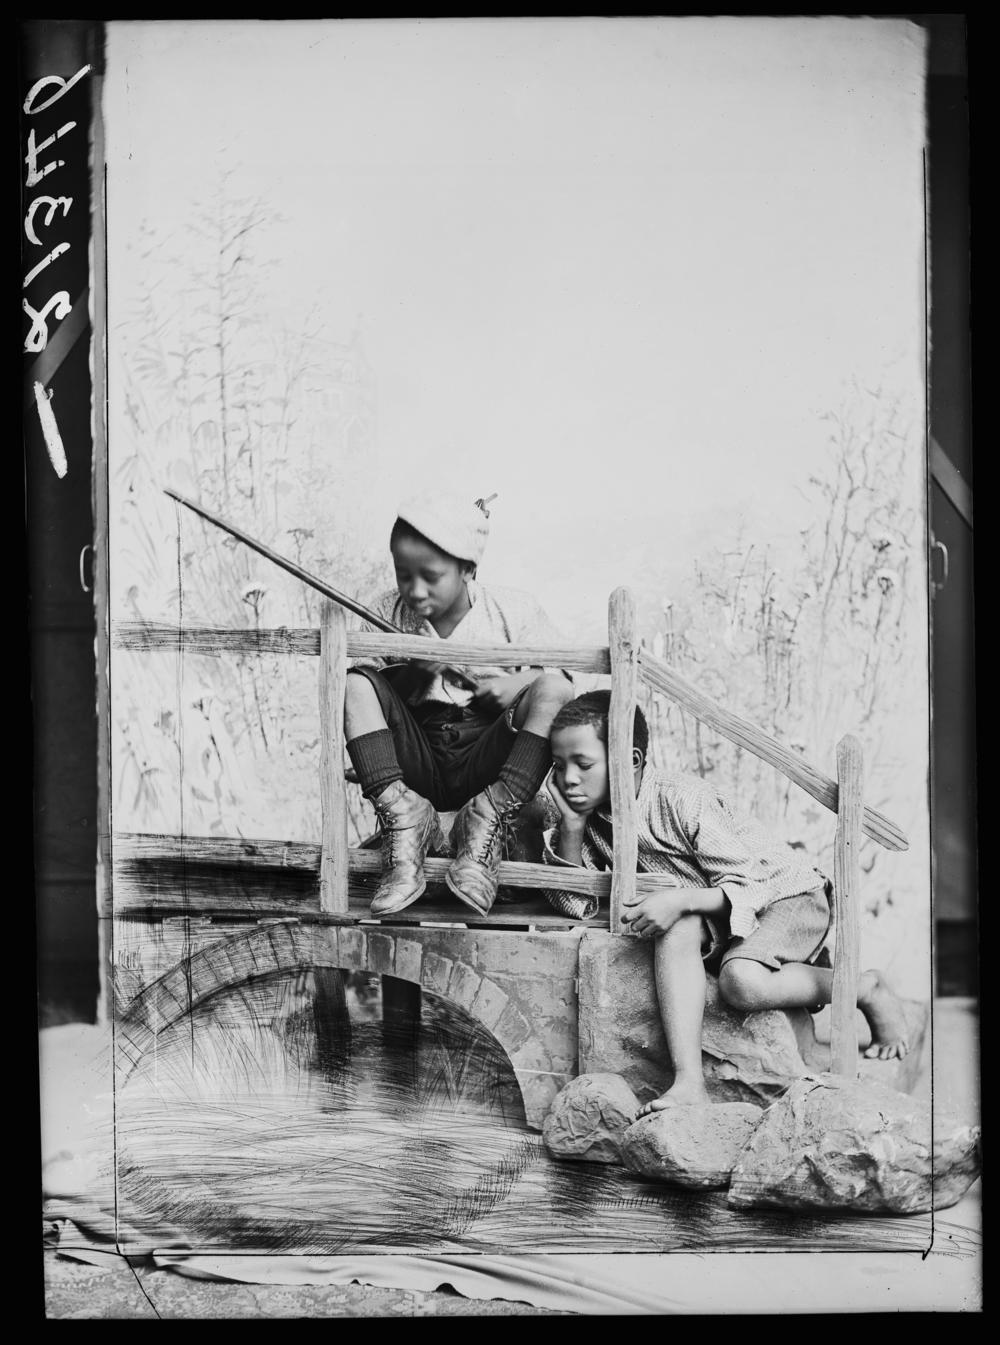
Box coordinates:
[543,1073,641,1164]
[700,977,811,1099]
[621,1102,762,1188]
[578,934,812,1106]
[790,1000,929,1097]
[727,1073,982,1215]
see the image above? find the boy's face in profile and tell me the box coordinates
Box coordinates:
[550,722,611,815]
[391,533,471,627]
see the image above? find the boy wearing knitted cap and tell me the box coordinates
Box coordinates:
[345,491,574,917]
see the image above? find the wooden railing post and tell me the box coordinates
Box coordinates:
[318,600,349,914]
[608,587,640,933]
[830,733,864,1076]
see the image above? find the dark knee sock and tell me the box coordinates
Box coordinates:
[498,730,551,804]
[347,729,403,799]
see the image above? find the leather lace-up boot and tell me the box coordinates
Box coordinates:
[369,780,442,916]
[444,781,522,916]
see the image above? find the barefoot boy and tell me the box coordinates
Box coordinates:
[543,691,911,1111]
[346,491,574,917]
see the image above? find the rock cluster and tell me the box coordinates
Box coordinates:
[577,934,930,1104]
[620,1102,761,1189]
[727,1073,982,1215]
[543,1070,982,1215]
[542,1072,640,1164]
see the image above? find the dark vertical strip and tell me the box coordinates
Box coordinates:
[22,22,103,1023]
[924,16,977,998]
[22,14,111,1239]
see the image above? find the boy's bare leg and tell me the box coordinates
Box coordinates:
[718,961,910,1060]
[635,915,711,1115]
[345,672,391,739]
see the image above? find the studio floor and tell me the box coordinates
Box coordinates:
[40,998,981,1318]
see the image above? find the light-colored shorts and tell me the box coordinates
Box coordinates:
[703,882,833,971]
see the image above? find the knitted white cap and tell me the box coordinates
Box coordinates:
[394,491,496,565]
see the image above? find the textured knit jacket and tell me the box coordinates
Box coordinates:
[542,766,828,936]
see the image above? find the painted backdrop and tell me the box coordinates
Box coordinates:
[105,18,929,993]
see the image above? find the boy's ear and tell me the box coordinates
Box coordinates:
[632,747,645,771]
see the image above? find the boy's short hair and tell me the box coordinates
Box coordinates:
[550,690,649,760]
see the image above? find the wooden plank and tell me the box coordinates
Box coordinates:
[112,622,320,656]
[350,847,593,889]
[638,648,908,853]
[110,869,604,928]
[345,631,611,672]
[347,847,676,897]
[608,587,640,933]
[113,831,684,898]
[114,832,322,870]
[318,601,349,914]
[112,853,323,918]
[111,620,611,671]
[346,884,604,930]
[831,735,864,1077]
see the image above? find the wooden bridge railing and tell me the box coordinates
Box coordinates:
[112,593,908,913]
[113,586,902,1075]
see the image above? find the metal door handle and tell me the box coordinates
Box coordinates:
[79,543,94,594]
[930,539,949,593]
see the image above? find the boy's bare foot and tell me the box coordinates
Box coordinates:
[635,1077,710,1117]
[858,969,910,1060]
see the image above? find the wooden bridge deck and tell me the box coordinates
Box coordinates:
[111,832,606,930]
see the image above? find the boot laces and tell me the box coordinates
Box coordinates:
[475,789,518,865]
[475,814,504,865]
[380,817,400,866]
[374,801,407,866]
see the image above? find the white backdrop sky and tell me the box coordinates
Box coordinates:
[105,16,926,636]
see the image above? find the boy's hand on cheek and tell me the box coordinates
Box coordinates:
[545,771,592,831]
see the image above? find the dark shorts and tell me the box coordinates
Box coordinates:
[702,881,833,972]
[348,665,521,812]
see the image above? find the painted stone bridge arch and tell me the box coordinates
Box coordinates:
[115,919,583,1127]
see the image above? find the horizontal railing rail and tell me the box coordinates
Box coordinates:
[112,830,678,902]
[112,621,611,671]
[111,618,908,855]
[111,830,681,928]
[113,623,321,656]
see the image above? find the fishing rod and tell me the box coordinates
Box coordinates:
[164,487,478,692]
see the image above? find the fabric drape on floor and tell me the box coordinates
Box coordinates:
[41,1023,981,1315]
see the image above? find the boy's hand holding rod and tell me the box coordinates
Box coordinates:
[163,488,478,693]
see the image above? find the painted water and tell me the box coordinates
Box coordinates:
[113,970,958,1258]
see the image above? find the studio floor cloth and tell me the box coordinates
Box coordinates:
[41,1024,981,1315]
